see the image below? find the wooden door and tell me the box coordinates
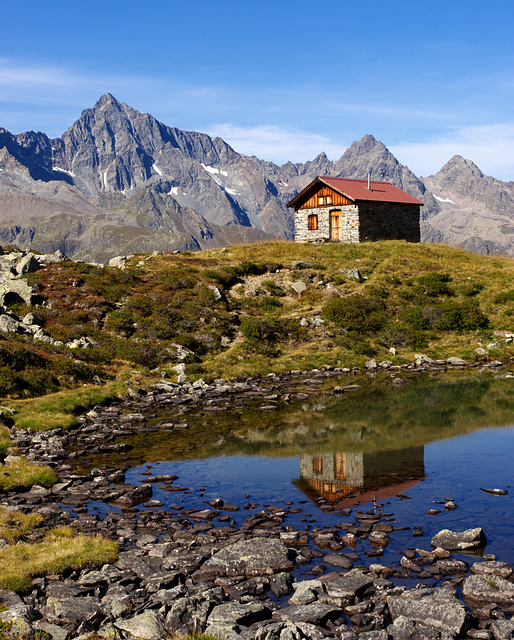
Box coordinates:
[330,211,341,241]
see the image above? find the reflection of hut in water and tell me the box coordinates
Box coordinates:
[294,447,425,507]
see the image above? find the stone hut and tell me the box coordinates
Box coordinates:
[287,176,423,243]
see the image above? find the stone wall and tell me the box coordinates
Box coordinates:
[294,205,360,243]
[294,202,420,243]
[358,202,420,243]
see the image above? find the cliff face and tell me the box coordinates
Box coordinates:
[1,94,513,260]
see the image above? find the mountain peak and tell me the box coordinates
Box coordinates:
[95,93,122,108]
[434,155,484,179]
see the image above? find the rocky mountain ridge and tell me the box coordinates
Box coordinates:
[1,94,513,260]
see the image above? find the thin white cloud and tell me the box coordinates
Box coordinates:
[0,58,78,90]
[390,123,514,181]
[206,123,347,165]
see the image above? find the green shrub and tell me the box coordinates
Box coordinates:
[105,309,136,336]
[258,297,283,312]
[494,289,514,304]
[263,281,285,297]
[157,270,196,290]
[434,300,490,331]
[238,261,267,276]
[415,273,454,297]
[240,317,301,356]
[323,295,388,334]
[460,282,484,297]
[400,307,431,331]
[204,268,241,289]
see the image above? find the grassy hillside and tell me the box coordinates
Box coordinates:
[1,240,513,403]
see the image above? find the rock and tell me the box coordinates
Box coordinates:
[255,620,333,640]
[447,356,467,365]
[431,527,487,551]
[46,596,101,625]
[0,278,36,306]
[16,253,41,276]
[272,603,342,625]
[490,619,514,640]
[339,267,362,281]
[289,580,323,606]
[108,256,132,269]
[270,573,293,598]
[365,359,377,369]
[115,610,166,640]
[291,280,307,294]
[291,261,313,269]
[0,314,23,333]
[462,574,514,605]
[21,312,42,326]
[387,587,470,637]
[323,553,353,569]
[470,560,514,579]
[32,620,70,640]
[208,601,272,626]
[113,484,152,507]
[321,569,374,603]
[201,537,293,577]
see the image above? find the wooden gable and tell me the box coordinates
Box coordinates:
[296,184,353,210]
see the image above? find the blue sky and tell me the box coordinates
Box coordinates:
[2,0,513,180]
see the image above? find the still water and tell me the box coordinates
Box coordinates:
[84,369,514,576]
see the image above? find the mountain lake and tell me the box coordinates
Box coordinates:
[75,368,514,585]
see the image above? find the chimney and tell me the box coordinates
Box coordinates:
[367,173,371,191]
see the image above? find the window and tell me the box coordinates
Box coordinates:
[313,457,323,474]
[308,214,318,230]
[326,195,332,205]
[318,196,324,206]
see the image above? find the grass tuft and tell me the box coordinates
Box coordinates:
[0,457,57,491]
[0,534,118,592]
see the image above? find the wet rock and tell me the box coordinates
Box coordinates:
[470,561,514,579]
[462,574,514,606]
[201,537,293,577]
[113,484,152,507]
[323,553,353,570]
[435,559,469,574]
[115,610,166,640]
[386,586,470,637]
[431,527,487,551]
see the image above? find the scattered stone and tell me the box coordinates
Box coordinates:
[431,527,487,551]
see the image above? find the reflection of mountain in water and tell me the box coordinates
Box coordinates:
[294,446,425,507]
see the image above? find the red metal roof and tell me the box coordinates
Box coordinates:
[287,176,424,208]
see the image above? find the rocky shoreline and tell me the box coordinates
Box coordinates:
[2,363,514,640]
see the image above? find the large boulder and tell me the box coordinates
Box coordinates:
[201,537,293,577]
[387,586,471,637]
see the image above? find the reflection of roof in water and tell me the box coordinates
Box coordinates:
[293,476,424,508]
